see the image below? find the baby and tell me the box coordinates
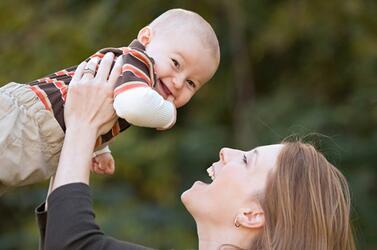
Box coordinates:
[0,8,220,194]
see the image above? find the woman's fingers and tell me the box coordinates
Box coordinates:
[72,53,122,88]
[108,56,123,88]
[81,57,99,81]
[96,52,114,83]
[70,61,87,85]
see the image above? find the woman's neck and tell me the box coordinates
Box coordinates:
[196,222,256,250]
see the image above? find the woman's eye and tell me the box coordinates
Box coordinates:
[172,58,180,69]
[187,80,196,88]
[243,154,248,165]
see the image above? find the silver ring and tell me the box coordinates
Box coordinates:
[83,67,95,75]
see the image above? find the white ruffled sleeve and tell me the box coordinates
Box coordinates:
[113,87,176,130]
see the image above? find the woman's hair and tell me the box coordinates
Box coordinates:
[253,141,355,250]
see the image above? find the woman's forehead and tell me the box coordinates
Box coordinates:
[247,144,284,154]
[246,144,284,168]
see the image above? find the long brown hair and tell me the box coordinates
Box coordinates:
[253,141,355,250]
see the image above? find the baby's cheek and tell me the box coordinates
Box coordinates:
[177,94,192,108]
[153,64,159,76]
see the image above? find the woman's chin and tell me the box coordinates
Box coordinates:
[181,181,209,212]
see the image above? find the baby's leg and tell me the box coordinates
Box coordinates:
[0,82,64,193]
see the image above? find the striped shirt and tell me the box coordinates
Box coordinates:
[27,40,156,147]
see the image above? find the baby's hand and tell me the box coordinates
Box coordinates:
[91,152,115,175]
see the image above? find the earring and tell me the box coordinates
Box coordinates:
[234,216,240,228]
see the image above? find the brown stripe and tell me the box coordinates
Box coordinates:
[115,71,149,90]
[123,52,150,77]
[38,83,66,131]
[118,118,131,133]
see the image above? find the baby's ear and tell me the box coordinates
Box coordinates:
[137,26,153,46]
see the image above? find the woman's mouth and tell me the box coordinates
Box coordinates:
[207,165,216,181]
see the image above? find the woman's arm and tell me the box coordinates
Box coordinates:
[52,53,120,190]
[42,53,150,249]
[45,183,149,250]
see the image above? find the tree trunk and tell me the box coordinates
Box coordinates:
[222,0,255,147]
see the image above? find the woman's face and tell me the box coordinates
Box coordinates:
[181,144,284,226]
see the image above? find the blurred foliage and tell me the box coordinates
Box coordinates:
[0,0,376,249]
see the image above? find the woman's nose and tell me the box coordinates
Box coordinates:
[219,147,231,163]
[219,147,241,164]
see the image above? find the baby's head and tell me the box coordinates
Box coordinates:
[137,9,220,108]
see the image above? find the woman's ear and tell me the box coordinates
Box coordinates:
[235,207,265,229]
[137,26,153,46]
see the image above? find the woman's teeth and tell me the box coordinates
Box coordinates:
[207,166,215,181]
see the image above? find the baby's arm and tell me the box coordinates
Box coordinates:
[93,145,111,156]
[114,88,176,130]
[103,44,177,130]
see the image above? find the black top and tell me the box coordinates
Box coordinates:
[35,183,152,250]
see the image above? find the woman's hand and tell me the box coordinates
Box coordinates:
[65,52,123,137]
[52,53,122,190]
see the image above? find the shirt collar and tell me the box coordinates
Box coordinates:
[129,39,146,51]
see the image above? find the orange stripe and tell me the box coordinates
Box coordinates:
[112,121,120,136]
[130,50,151,67]
[114,83,148,97]
[91,53,104,59]
[55,70,67,76]
[129,49,155,87]
[30,86,52,111]
[122,64,151,85]
[54,81,68,101]
[122,47,155,88]
[95,137,102,148]
[62,88,68,100]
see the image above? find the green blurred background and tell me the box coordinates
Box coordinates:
[0,0,376,249]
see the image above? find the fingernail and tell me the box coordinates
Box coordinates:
[103,52,114,60]
[90,57,99,63]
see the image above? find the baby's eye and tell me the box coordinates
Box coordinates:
[243,154,248,165]
[171,58,180,69]
[187,80,196,89]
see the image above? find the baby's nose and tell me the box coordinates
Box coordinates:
[173,76,185,89]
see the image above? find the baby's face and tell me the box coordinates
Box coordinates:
[144,30,218,108]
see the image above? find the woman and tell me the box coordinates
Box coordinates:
[36,54,355,250]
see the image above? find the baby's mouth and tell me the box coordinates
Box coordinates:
[158,79,173,98]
